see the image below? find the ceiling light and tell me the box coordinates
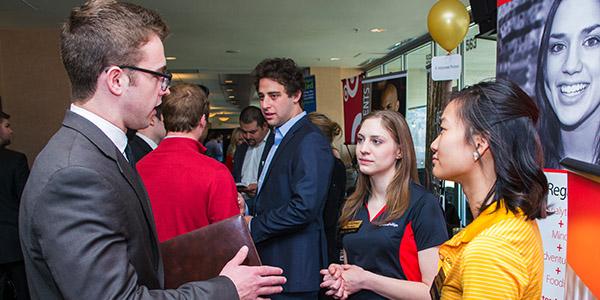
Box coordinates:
[224,80,234,84]
[166,56,177,61]
[329,57,341,61]
[226,88,234,92]
[218,116,230,122]
[209,112,217,118]
[228,95,235,99]
[369,28,385,33]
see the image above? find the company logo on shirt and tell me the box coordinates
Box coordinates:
[379,222,399,227]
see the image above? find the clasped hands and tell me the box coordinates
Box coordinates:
[320,263,366,299]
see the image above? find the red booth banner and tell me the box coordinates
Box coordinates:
[342,75,363,144]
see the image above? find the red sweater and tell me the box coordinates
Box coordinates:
[137,137,239,242]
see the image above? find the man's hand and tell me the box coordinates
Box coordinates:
[244,215,253,225]
[245,183,258,198]
[220,246,286,300]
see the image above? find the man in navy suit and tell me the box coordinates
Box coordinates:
[246,58,334,299]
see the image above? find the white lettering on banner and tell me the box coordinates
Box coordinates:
[538,171,568,300]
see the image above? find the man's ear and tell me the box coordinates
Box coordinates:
[104,66,128,96]
[199,114,207,129]
[290,90,302,104]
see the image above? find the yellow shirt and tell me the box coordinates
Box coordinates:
[438,201,543,300]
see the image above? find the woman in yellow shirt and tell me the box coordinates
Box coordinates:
[429,79,550,299]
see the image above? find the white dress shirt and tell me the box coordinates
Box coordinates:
[240,130,270,185]
[70,104,128,160]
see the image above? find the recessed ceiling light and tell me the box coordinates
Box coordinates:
[369,28,385,33]
[226,88,234,92]
[228,95,235,99]
[224,80,234,84]
[166,56,177,61]
[330,57,341,61]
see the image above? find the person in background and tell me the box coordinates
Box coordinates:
[0,110,30,300]
[128,104,166,164]
[234,106,271,214]
[205,131,224,162]
[307,112,346,266]
[225,127,244,172]
[321,110,448,299]
[18,1,285,298]
[430,79,549,299]
[137,83,242,242]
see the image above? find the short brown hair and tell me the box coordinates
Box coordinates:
[162,83,209,133]
[61,0,169,101]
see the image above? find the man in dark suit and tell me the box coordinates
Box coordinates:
[128,105,166,164]
[0,111,30,299]
[19,1,284,299]
[233,106,270,214]
[246,58,334,299]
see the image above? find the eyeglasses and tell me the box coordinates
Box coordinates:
[119,65,172,91]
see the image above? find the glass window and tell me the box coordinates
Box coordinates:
[384,55,404,74]
[366,66,382,77]
[463,26,497,86]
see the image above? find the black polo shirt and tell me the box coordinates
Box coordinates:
[342,182,448,299]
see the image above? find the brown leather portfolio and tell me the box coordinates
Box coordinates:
[160,215,261,289]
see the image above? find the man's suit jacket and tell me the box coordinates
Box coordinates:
[19,111,237,299]
[0,148,29,264]
[231,143,249,183]
[251,115,334,293]
[129,134,153,164]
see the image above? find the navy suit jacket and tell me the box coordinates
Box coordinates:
[231,143,248,183]
[251,115,334,293]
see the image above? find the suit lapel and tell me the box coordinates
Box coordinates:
[257,131,275,179]
[63,111,160,265]
[259,116,307,192]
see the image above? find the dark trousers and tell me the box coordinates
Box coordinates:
[0,261,30,300]
[271,291,319,299]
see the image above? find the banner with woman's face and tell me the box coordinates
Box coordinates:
[498,0,600,169]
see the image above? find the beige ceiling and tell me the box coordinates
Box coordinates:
[0,0,470,126]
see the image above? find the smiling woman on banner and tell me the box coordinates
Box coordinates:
[430,80,549,299]
[321,110,447,299]
[536,0,600,168]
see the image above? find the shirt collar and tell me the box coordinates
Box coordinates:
[275,111,306,143]
[70,104,128,154]
[136,132,158,150]
[446,200,522,246]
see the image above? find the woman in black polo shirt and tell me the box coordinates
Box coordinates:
[321,110,448,299]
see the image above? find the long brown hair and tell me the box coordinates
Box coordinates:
[339,110,419,226]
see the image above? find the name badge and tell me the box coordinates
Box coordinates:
[340,220,363,234]
[429,267,446,300]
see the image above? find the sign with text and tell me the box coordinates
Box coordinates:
[538,170,568,300]
[431,54,461,81]
[303,75,316,113]
[342,75,363,144]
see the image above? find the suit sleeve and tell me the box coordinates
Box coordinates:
[250,132,334,244]
[32,166,238,300]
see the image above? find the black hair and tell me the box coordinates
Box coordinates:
[450,79,549,220]
[239,106,266,127]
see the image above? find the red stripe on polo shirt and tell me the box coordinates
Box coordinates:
[399,221,421,282]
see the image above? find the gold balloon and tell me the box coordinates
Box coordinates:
[427,0,470,52]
